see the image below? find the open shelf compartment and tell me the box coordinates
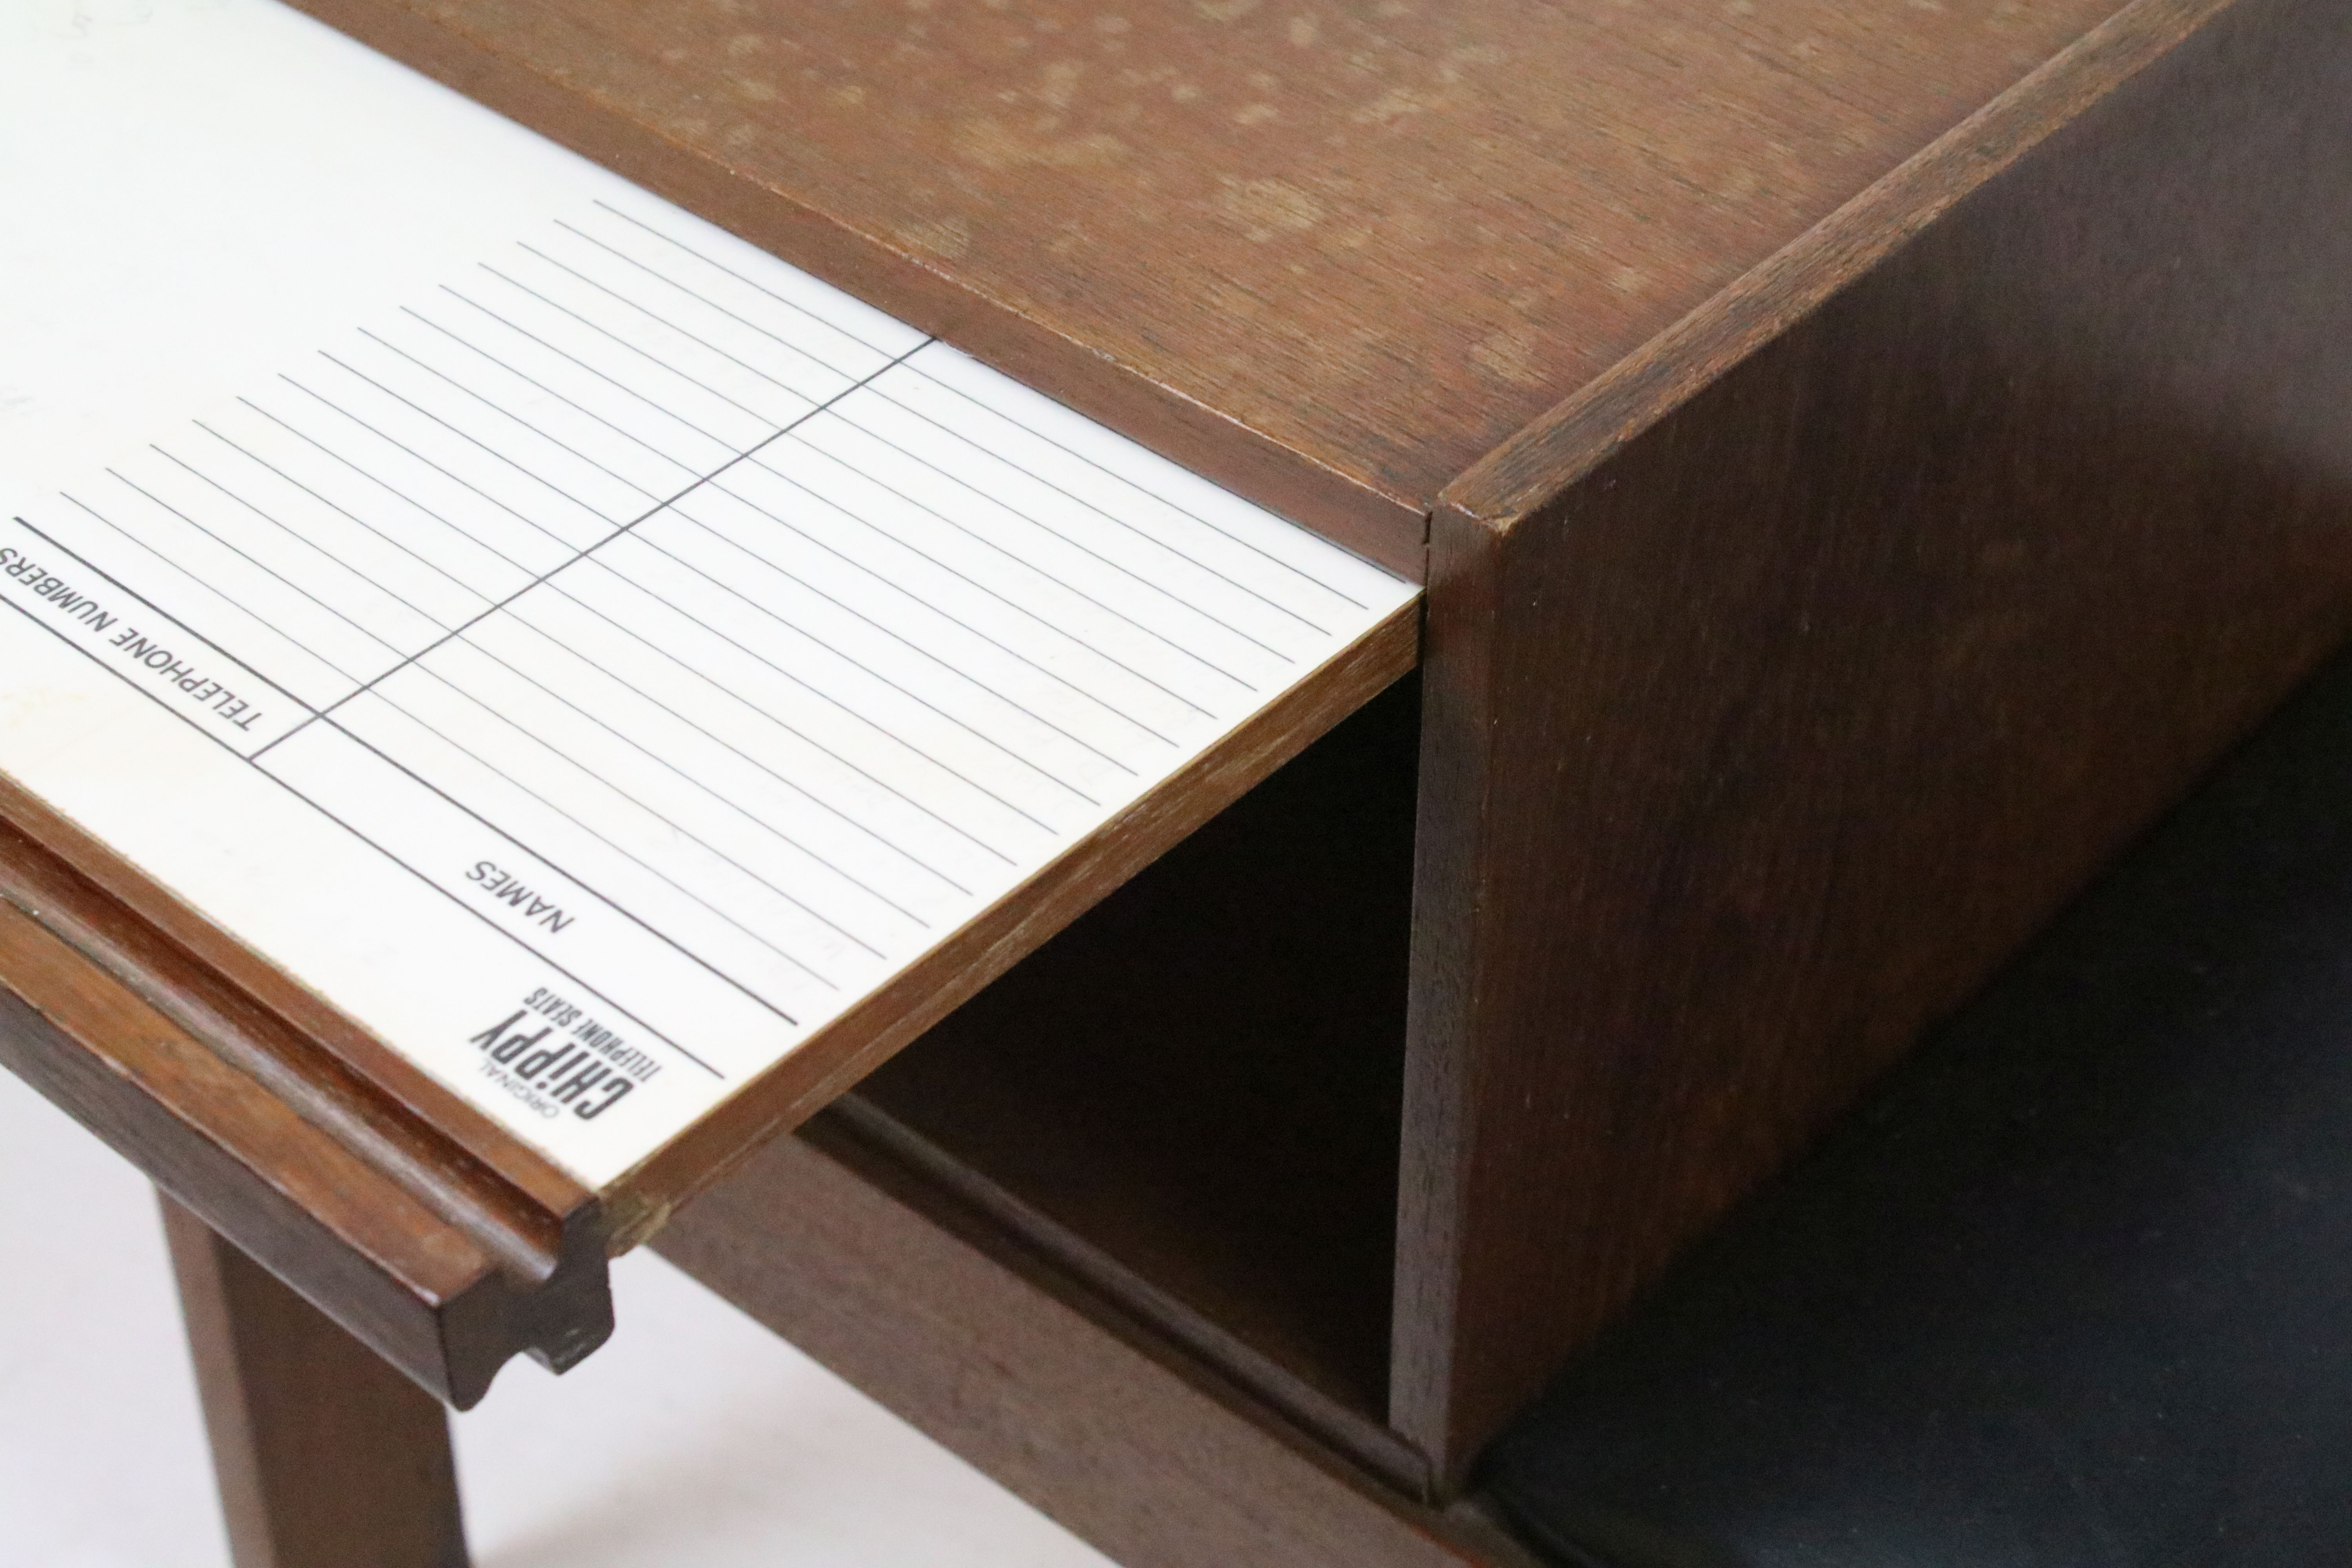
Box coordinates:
[840,672,1423,1459]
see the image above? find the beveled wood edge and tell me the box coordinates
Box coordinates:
[0,602,1416,1274]
[603,598,1422,1244]
[824,1091,1434,1498]
[0,770,590,1226]
[1384,0,2239,1474]
[278,0,1430,580]
[655,1120,1503,1568]
[1439,0,2232,530]
[0,889,610,1406]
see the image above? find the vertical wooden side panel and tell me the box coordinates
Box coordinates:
[163,1196,470,1568]
[1397,0,2352,1478]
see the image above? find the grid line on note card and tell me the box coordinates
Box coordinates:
[655,495,1145,777]
[354,330,674,501]
[473,267,787,434]
[573,534,1087,824]
[191,419,508,608]
[699,464,1185,748]
[514,575,1032,861]
[256,336,931,760]
[0,508,738,1073]
[586,199,903,361]
[772,424,1258,692]
[432,286,742,453]
[4,200,1414,1171]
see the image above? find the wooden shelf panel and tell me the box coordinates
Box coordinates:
[287,0,2121,547]
[0,4,1417,1401]
[853,674,1421,1439]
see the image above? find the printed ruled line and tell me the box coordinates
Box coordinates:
[490,608,979,894]
[699,467,1181,747]
[427,637,935,929]
[396,306,710,478]
[516,240,857,408]
[436,283,740,451]
[552,218,877,388]
[782,420,1259,689]
[752,438,1230,715]
[858,378,1333,632]
[105,468,414,662]
[272,377,593,561]
[477,265,783,432]
[301,698,798,1041]
[152,444,457,632]
[578,202,1371,612]
[477,240,1277,688]
[58,490,368,699]
[45,484,846,1026]
[661,492,1146,773]
[187,384,1050,871]
[9,510,325,729]
[588,529,1084,823]
[1,514,734,1074]
[11,196,1416,1156]
[517,578,1025,864]
[234,395,554,582]
[356,328,676,501]
[898,356,1374,610]
[249,338,930,763]
[318,350,626,526]
[823,401,1297,661]
[354,675,858,985]
[191,419,506,608]
[586,199,906,359]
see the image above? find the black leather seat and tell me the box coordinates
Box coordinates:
[1481,644,2352,1568]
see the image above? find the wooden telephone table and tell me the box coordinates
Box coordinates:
[5,0,2350,1562]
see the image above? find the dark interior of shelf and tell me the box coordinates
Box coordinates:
[855,672,1423,1422]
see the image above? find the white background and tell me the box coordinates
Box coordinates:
[0,8,1357,1561]
[0,1066,1115,1567]
[1,0,1412,1185]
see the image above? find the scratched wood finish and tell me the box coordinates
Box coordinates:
[1399,0,2352,1478]
[281,0,2123,570]
[163,1197,471,1568]
[0,802,612,1407]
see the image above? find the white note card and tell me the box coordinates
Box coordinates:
[0,0,1416,1185]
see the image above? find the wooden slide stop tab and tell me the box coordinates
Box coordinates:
[0,789,611,1408]
[0,9,1417,1406]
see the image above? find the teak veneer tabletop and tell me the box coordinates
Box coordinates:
[13,0,2352,1539]
[287,0,2127,568]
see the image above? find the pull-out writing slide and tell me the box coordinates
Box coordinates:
[0,0,1417,1186]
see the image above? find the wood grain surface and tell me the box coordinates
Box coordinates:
[12,0,2345,1534]
[0,775,590,1230]
[656,1118,1497,1568]
[848,673,1421,1455]
[1398,0,2352,1477]
[163,1196,470,1568]
[606,599,1417,1238]
[0,551,1413,1284]
[281,0,2124,569]
[0,801,612,1407]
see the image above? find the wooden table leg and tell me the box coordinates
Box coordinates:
[160,1194,470,1568]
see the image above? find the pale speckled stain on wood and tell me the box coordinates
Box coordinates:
[350,0,2121,514]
